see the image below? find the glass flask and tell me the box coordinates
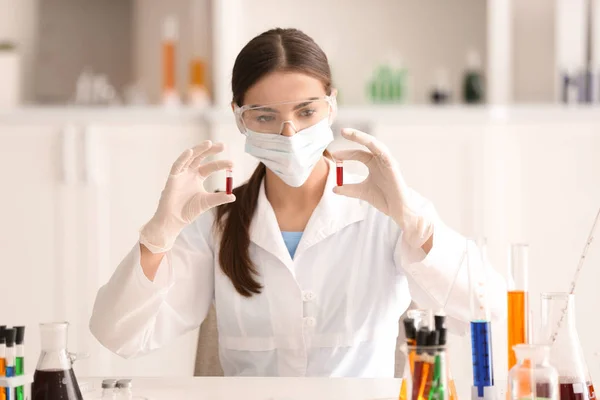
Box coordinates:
[540,293,595,400]
[508,344,559,400]
[32,322,83,400]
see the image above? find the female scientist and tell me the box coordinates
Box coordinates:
[90,28,505,377]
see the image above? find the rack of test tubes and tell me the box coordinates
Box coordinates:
[0,375,34,399]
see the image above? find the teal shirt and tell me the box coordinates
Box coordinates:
[281,231,303,259]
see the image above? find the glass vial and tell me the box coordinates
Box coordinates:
[336,160,343,186]
[116,379,133,400]
[101,379,117,400]
[508,344,558,400]
[226,169,233,195]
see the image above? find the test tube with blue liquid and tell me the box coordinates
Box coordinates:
[467,238,496,400]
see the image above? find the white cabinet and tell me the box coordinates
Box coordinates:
[80,122,210,377]
[0,124,64,373]
[0,119,211,377]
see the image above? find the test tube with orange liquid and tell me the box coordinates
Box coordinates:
[507,244,529,370]
[162,15,180,106]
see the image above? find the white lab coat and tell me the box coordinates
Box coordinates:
[89,162,506,377]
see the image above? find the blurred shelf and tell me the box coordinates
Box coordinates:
[1,104,600,126]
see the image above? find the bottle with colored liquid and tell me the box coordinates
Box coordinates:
[508,344,559,400]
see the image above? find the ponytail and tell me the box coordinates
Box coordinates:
[214,163,266,297]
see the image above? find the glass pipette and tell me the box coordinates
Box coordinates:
[550,207,600,344]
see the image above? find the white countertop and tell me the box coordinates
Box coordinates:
[78,376,402,400]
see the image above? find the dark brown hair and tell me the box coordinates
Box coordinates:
[214,28,333,297]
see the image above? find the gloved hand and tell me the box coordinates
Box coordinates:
[139,141,235,253]
[332,128,434,249]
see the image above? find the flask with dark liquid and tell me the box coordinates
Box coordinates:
[540,293,596,400]
[32,322,83,400]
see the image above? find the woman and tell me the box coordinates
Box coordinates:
[90,28,505,377]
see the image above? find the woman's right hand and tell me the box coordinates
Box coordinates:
[139,140,235,254]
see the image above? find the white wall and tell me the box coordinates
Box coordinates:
[133,0,212,104]
[0,0,38,103]
[132,0,486,105]
[512,0,556,102]
[240,0,487,105]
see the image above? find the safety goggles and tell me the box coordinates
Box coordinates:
[233,95,337,135]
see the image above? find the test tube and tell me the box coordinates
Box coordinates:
[412,328,429,400]
[0,328,6,400]
[161,15,179,105]
[507,244,529,370]
[336,160,343,186]
[399,318,417,400]
[226,169,233,195]
[14,327,24,400]
[4,329,15,400]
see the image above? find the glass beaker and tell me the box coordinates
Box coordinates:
[32,322,83,400]
[508,344,559,400]
[540,293,595,400]
[399,344,454,400]
[399,311,458,400]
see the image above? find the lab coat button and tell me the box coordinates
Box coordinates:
[302,291,316,301]
[304,317,316,327]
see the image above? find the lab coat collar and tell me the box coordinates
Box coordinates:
[250,159,368,270]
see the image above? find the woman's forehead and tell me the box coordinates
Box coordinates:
[243,71,327,106]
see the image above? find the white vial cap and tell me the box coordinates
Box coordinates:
[116,379,132,389]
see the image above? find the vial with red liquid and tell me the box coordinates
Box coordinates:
[226,169,233,194]
[336,160,343,186]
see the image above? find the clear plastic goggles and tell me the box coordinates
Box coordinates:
[234,95,337,135]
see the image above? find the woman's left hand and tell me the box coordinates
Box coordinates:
[331,128,434,250]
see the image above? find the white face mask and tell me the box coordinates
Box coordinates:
[244,117,334,187]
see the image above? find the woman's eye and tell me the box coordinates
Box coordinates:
[299,109,316,117]
[256,115,275,123]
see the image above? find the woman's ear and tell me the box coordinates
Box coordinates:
[329,88,338,125]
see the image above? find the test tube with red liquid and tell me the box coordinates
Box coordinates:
[225,169,233,194]
[336,161,343,186]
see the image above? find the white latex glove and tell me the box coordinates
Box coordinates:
[139,141,235,253]
[332,128,433,249]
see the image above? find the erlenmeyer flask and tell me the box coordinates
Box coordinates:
[508,344,559,400]
[32,322,83,400]
[540,293,595,400]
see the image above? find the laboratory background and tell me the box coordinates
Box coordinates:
[1,0,600,399]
